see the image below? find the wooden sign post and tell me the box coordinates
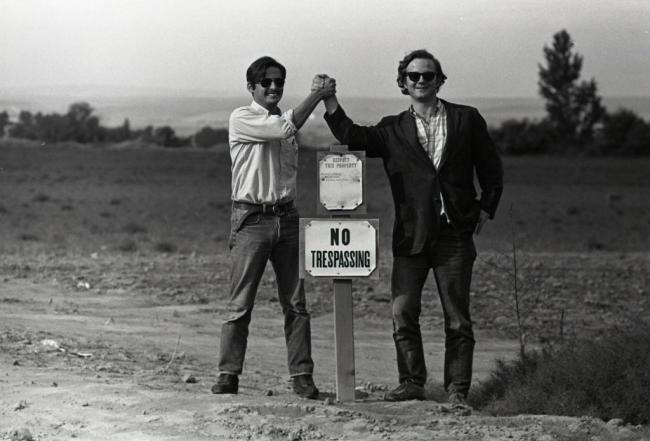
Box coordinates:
[300,145,378,402]
[333,277,354,401]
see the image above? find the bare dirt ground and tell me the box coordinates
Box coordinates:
[1,143,649,440]
[2,253,648,441]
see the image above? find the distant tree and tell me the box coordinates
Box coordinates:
[135,125,155,143]
[192,126,228,148]
[122,118,131,139]
[593,108,650,156]
[66,102,101,142]
[9,110,38,139]
[153,126,176,146]
[34,112,73,142]
[0,111,9,137]
[490,119,553,155]
[538,30,605,148]
[67,102,93,122]
[103,118,132,143]
[152,125,189,147]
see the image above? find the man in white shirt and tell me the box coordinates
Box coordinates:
[212,56,335,399]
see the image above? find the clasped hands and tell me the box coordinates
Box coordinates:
[312,74,337,98]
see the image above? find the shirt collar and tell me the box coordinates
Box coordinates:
[409,99,443,119]
[251,100,282,116]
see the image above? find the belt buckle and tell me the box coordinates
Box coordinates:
[273,201,287,216]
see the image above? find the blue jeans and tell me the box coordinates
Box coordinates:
[218,205,314,376]
[391,225,477,395]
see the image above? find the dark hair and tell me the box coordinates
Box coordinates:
[246,56,287,86]
[396,49,447,95]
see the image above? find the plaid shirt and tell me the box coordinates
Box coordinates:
[410,99,447,169]
[410,100,448,216]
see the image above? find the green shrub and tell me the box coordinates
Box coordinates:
[471,327,650,425]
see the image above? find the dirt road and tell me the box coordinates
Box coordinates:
[2,254,647,440]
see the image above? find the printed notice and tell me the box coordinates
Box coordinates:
[319,153,363,210]
[303,220,377,277]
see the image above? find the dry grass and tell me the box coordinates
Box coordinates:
[471,326,650,425]
[0,140,648,341]
[1,141,649,256]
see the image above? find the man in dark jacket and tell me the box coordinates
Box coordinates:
[315,49,503,405]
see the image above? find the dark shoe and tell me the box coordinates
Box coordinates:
[211,374,238,394]
[384,381,425,401]
[448,391,471,408]
[292,375,319,399]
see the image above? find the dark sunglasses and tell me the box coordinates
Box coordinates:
[258,78,285,88]
[406,71,437,82]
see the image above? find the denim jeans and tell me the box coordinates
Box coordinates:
[391,224,477,395]
[218,205,314,376]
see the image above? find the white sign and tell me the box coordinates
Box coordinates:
[304,220,377,277]
[319,153,363,210]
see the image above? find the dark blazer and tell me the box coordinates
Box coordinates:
[324,100,503,256]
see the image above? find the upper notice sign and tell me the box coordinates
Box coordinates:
[303,219,377,278]
[319,153,363,211]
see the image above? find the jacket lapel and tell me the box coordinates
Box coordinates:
[400,112,436,171]
[437,100,456,170]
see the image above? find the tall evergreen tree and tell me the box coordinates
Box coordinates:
[538,30,605,146]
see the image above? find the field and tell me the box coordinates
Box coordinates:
[1,140,649,440]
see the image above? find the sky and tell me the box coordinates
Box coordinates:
[1,0,649,99]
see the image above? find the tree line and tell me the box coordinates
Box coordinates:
[0,101,228,148]
[1,30,648,155]
[490,29,650,156]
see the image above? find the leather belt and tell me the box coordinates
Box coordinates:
[232,200,295,216]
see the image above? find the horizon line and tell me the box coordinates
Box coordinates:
[1,85,648,101]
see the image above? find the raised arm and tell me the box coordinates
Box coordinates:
[229,80,336,143]
[292,79,336,130]
[229,107,297,143]
[315,75,386,158]
[312,75,340,115]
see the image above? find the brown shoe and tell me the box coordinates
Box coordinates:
[292,375,319,399]
[211,374,238,394]
[384,381,425,401]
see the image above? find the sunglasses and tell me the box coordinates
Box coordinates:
[258,78,285,88]
[406,71,437,82]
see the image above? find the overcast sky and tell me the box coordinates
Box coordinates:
[1,0,648,99]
